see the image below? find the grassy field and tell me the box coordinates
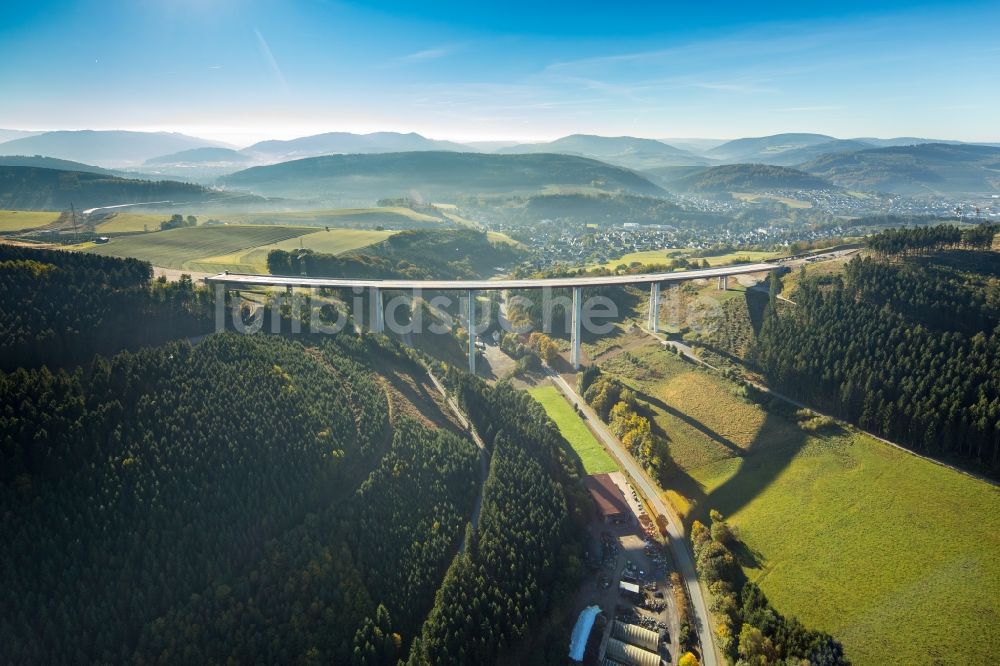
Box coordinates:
[187,228,394,273]
[87,206,446,233]
[778,253,859,296]
[0,210,60,232]
[76,225,315,270]
[73,225,394,272]
[204,206,442,226]
[594,338,1000,665]
[430,204,480,228]
[731,192,812,208]
[94,212,171,233]
[486,230,527,249]
[529,384,617,474]
[593,248,779,271]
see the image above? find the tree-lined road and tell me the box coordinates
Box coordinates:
[545,369,719,666]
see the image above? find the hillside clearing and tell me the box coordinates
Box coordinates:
[486,231,527,248]
[0,209,60,232]
[76,225,315,270]
[206,206,443,226]
[731,192,812,208]
[93,212,171,233]
[529,384,617,474]
[593,248,779,271]
[778,252,859,296]
[186,228,394,273]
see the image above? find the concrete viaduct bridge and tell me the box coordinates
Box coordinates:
[205,262,778,373]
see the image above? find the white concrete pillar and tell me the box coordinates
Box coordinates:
[648,282,660,332]
[372,287,384,333]
[570,286,582,369]
[467,290,476,374]
[214,282,226,333]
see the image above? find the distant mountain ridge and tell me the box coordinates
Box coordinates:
[219,151,665,204]
[241,131,472,160]
[0,130,227,167]
[0,166,248,210]
[0,129,42,144]
[705,133,837,162]
[144,147,252,165]
[664,164,833,192]
[497,134,710,168]
[799,143,1000,195]
[3,128,999,199]
[750,139,876,166]
[0,155,118,176]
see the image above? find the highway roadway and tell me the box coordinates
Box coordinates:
[203,262,777,291]
[545,369,719,666]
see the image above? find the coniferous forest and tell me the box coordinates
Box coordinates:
[752,225,1000,472]
[408,377,589,665]
[0,331,490,663]
[0,245,212,370]
[1,246,588,664]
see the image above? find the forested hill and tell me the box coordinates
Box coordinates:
[268,228,524,280]
[799,143,1000,195]
[752,224,1000,473]
[481,192,728,228]
[0,155,118,175]
[0,166,251,210]
[143,146,252,165]
[240,130,471,160]
[0,332,484,663]
[0,241,594,664]
[408,377,589,665]
[0,245,212,369]
[496,134,710,168]
[664,163,832,192]
[219,151,666,203]
[704,133,836,162]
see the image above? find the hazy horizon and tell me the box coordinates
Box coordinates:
[2,126,998,151]
[2,0,999,146]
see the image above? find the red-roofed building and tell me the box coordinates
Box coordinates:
[584,473,630,523]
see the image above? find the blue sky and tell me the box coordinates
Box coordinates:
[1,0,998,145]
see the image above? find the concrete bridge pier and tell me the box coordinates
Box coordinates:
[467,290,477,374]
[215,283,226,332]
[570,286,582,369]
[372,287,384,333]
[717,275,728,290]
[648,282,661,332]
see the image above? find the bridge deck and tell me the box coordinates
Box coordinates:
[203,262,777,290]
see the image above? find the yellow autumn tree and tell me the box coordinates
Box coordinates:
[678,652,700,666]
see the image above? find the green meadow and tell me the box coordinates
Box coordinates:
[592,248,779,271]
[76,225,314,270]
[94,212,172,233]
[0,209,60,232]
[529,384,617,474]
[595,340,1000,665]
[74,225,393,273]
[185,228,394,273]
[205,206,442,226]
